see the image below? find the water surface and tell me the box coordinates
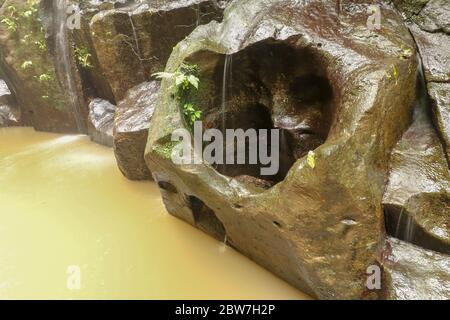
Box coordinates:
[0,127,308,299]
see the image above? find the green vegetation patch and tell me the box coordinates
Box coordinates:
[153,63,202,130]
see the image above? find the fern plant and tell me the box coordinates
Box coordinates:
[153,63,202,128]
[74,46,93,69]
[1,17,17,31]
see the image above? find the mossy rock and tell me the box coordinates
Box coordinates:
[0,0,79,132]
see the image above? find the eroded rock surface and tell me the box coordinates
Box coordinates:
[380,237,450,300]
[114,81,159,180]
[88,98,116,147]
[145,0,418,299]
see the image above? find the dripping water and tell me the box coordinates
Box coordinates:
[195,4,200,27]
[221,55,232,174]
[394,206,416,243]
[394,206,405,239]
[54,0,86,133]
[128,12,141,58]
[219,234,228,253]
[221,55,232,133]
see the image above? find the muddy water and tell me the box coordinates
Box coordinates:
[0,127,309,299]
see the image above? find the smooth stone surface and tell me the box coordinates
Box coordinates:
[381,237,450,300]
[114,81,160,180]
[394,0,450,163]
[383,96,450,254]
[409,24,450,83]
[88,98,116,147]
[428,82,450,161]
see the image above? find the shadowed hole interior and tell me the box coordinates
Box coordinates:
[187,39,334,188]
[188,196,226,242]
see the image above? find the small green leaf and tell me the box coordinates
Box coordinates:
[175,74,186,87]
[152,71,175,80]
[187,75,199,89]
[21,60,33,69]
[401,48,412,59]
[22,10,33,18]
[392,65,398,80]
[38,73,52,82]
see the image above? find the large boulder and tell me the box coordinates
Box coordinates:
[89,0,227,102]
[145,0,418,299]
[114,81,160,180]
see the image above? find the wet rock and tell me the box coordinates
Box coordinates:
[383,78,450,254]
[394,0,450,162]
[409,24,450,83]
[414,0,450,33]
[89,0,226,102]
[0,79,20,127]
[0,105,20,127]
[0,79,12,105]
[0,0,80,133]
[145,0,417,299]
[68,0,116,105]
[428,82,450,161]
[88,98,116,147]
[380,237,450,300]
[392,0,430,20]
[114,81,159,180]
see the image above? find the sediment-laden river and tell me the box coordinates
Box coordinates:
[0,127,308,299]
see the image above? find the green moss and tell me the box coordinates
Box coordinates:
[153,140,179,160]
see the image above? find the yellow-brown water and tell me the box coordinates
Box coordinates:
[0,127,309,299]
